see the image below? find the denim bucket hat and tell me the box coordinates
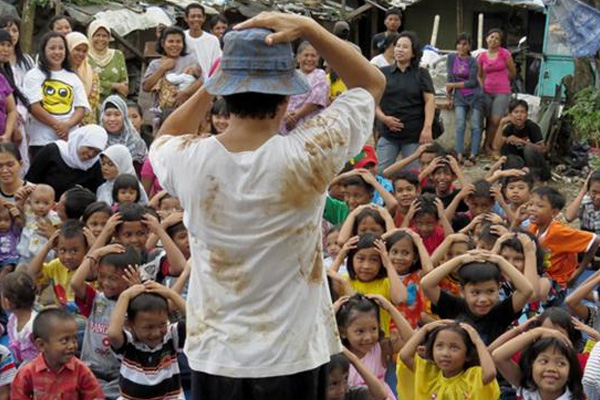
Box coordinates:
[204,28,311,96]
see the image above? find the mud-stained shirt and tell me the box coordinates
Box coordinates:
[149,88,376,378]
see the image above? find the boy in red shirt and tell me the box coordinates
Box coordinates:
[529,186,600,287]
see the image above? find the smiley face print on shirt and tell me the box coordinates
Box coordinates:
[41,79,74,115]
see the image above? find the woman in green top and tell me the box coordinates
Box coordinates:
[87,20,128,103]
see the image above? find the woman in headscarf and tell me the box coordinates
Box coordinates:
[100,95,147,169]
[87,20,128,103]
[96,144,148,205]
[26,124,107,199]
[67,31,100,125]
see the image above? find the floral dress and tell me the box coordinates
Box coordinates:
[89,50,128,103]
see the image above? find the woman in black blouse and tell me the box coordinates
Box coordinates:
[26,124,107,199]
[375,31,435,173]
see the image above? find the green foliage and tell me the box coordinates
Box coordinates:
[564,86,600,144]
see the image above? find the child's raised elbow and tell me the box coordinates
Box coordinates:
[481,369,497,386]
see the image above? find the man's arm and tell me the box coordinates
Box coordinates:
[157,88,213,137]
[236,13,385,102]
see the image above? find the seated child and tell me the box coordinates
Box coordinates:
[82,202,113,239]
[421,250,534,344]
[0,344,16,398]
[501,172,534,227]
[337,205,394,245]
[431,233,474,296]
[382,142,443,180]
[402,193,453,254]
[529,186,600,287]
[154,193,182,220]
[0,199,22,276]
[566,170,600,234]
[71,244,143,399]
[348,145,393,207]
[445,179,497,231]
[10,308,103,400]
[97,144,149,206]
[565,269,600,335]
[56,187,96,221]
[108,281,186,400]
[16,184,60,264]
[324,226,342,270]
[397,320,499,400]
[418,153,468,210]
[1,271,38,365]
[26,220,89,311]
[112,174,146,210]
[326,350,388,400]
[391,171,419,227]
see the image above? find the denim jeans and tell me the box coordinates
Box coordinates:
[455,106,482,157]
[376,136,420,174]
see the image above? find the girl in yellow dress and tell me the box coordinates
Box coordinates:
[397,319,500,399]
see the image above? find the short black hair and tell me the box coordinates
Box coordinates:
[533,186,566,211]
[223,93,287,120]
[385,7,403,19]
[100,245,142,271]
[470,179,493,200]
[33,307,76,341]
[423,142,446,156]
[127,292,169,321]
[166,221,187,239]
[346,233,386,281]
[63,187,96,219]
[382,33,400,51]
[343,175,374,195]
[116,203,147,232]
[503,173,534,190]
[113,174,141,203]
[185,3,205,16]
[393,31,421,68]
[458,261,501,286]
[210,14,228,29]
[509,99,529,113]
[327,353,350,374]
[353,208,386,235]
[156,26,188,56]
[48,14,71,31]
[59,219,86,243]
[82,201,113,224]
[502,155,526,170]
[519,337,584,400]
[588,170,600,189]
[1,271,36,309]
[414,193,438,220]
[392,171,419,191]
[477,222,500,248]
[499,230,546,275]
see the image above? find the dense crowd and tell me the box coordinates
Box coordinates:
[0,3,599,400]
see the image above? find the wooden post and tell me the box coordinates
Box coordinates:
[456,0,464,35]
[20,0,36,54]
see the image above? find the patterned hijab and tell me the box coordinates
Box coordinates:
[100,95,147,163]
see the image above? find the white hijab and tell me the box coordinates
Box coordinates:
[56,125,108,171]
[101,144,135,177]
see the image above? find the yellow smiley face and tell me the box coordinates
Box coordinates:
[41,79,74,115]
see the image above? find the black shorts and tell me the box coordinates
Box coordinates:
[190,365,327,400]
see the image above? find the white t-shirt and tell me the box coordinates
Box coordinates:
[23,68,90,146]
[370,54,391,68]
[184,30,222,80]
[149,88,375,378]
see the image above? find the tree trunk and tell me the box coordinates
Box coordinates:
[20,0,36,54]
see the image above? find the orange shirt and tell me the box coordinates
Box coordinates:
[530,221,595,287]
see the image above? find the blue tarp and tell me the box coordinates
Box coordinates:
[543,0,600,58]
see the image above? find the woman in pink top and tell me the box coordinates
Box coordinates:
[477,29,516,154]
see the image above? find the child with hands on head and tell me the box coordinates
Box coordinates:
[70,243,142,399]
[430,232,474,296]
[82,201,113,239]
[326,350,388,400]
[335,294,413,400]
[15,184,61,264]
[492,322,585,400]
[566,170,600,235]
[382,143,443,181]
[348,145,394,207]
[402,193,453,254]
[419,154,468,208]
[421,249,534,345]
[397,319,499,400]
[444,179,498,230]
[390,171,420,227]
[108,280,187,400]
[329,233,407,336]
[337,204,395,246]
[565,269,600,338]
[10,308,104,400]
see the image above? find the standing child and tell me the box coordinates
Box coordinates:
[402,194,453,254]
[421,250,534,344]
[492,327,585,400]
[71,244,142,399]
[0,199,22,276]
[397,320,500,399]
[97,144,149,206]
[326,350,388,400]
[335,294,413,400]
[329,233,407,335]
[529,186,600,287]
[10,308,104,400]
[108,281,186,400]
[1,271,38,365]
[16,184,60,264]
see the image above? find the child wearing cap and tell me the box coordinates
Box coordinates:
[349,145,394,207]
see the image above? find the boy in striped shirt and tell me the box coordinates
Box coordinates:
[108,280,186,400]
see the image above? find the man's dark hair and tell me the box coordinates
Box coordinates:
[457,261,501,285]
[33,307,75,341]
[223,93,287,120]
[59,219,86,242]
[63,187,96,219]
[185,3,205,16]
[385,7,403,19]
[589,170,600,189]
[509,99,529,113]
[100,245,142,271]
[382,33,400,51]
[392,171,419,191]
[470,179,493,200]
[115,203,147,234]
[414,193,438,220]
[343,175,374,195]
[503,173,534,190]
[533,186,566,211]
[127,292,169,321]
[1,271,36,310]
